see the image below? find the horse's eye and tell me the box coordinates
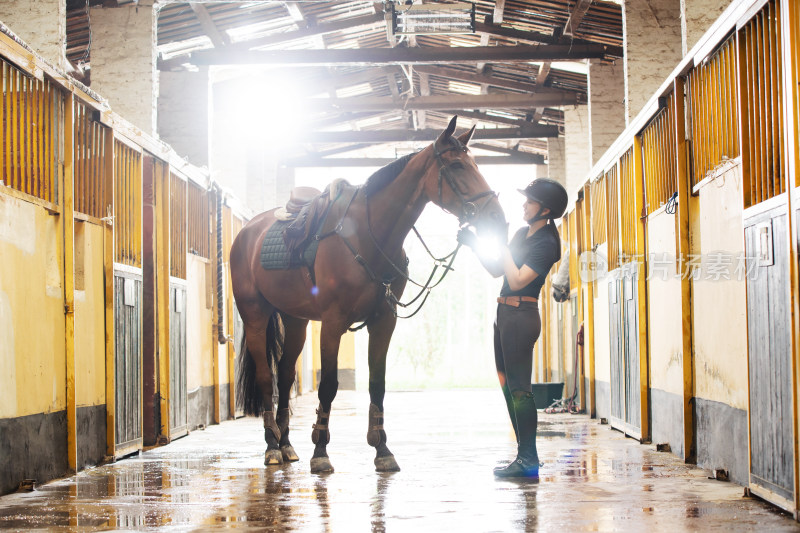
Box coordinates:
[450,161,465,170]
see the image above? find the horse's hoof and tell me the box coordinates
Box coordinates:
[264,449,284,466]
[310,457,334,473]
[374,455,400,472]
[281,445,299,462]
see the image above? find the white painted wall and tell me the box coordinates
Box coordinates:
[692,162,748,409]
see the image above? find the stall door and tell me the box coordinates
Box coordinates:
[114,270,143,454]
[609,271,642,438]
[170,283,188,438]
[746,207,794,505]
[609,277,625,424]
[622,273,641,435]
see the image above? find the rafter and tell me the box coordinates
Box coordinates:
[450,110,535,128]
[297,125,558,143]
[284,153,545,167]
[189,3,230,48]
[414,65,572,95]
[158,12,385,68]
[185,43,619,66]
[300,92,577,113]
[563,0,593,37]
[492,0,506,24]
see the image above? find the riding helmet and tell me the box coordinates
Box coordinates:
[518,178,569,219]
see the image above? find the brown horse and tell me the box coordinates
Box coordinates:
[229,116,507,473]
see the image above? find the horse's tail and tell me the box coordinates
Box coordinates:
[236,311,284,417]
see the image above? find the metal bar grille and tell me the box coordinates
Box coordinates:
[687,37,739,187]
[606,164,620,270]
[74,101,106,219]
[789,0,800,187]
[642,100,678,214]
[188,180,210,259]
[739,0,785,208]
[576,197,585,255]
[591,175,607,246]
[1,59,59,205]
[114,140,142,267]
[620,146,638,259]
[170,173,188,279]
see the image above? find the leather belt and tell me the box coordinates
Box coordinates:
[497,296,538,307]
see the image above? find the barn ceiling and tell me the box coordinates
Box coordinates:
[66,0,623,164]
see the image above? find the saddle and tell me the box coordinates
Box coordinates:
[282,179,350,262]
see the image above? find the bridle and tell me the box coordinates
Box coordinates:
[433,138,498,226]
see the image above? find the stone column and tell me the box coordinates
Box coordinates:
[547,136,567,195]
[547,137,566,182]
[89,2,157,134]
[588,60,626,165]
[564,106,592,206]
[681,0,732,55]
[0,0,67,71]
[158,69,210,167]
[622,0,683,124]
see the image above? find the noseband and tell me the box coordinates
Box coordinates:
[434,140,498,225]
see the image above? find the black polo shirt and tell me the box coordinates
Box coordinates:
[499,223,561,299]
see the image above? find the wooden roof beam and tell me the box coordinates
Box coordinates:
[492,0,506,24]
[284,153,545,167]
[189,3,230,48]
[301,92,577,113]
[473,20,620,54]
[158,12,385,68]
[452,110,536,128]
[414,65,577,95]
[298,126,558,143]
[563,0,593,37]
[185,43,620,66]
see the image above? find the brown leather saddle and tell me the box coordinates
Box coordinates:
[283,180,349,262]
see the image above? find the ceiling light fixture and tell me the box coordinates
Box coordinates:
[391,1,475,36]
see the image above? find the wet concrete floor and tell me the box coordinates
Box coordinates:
[1,389,798,531]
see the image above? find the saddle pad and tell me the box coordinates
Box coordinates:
[259,220,319,271]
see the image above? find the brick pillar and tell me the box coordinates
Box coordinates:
[547,135,567,209]
[622,0,683,123]
[89,2,156,134]
[564,106,592,206]
[0,0,67,71]
[158,69,210,167]
[681,0,732,55]
[588,60,626,165]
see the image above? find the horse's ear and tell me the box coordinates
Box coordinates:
[436,115,458,146]
[457,125,476,146]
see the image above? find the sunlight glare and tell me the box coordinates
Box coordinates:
[233,75,305,144]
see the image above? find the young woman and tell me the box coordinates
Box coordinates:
[458,178,567,478]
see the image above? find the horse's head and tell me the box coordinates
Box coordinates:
[424,116,507,242]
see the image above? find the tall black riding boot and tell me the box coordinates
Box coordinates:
[501,385,519,443]
[494,392,540,478]
[493,386,520,474]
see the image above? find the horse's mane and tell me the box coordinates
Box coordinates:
[363,151,419,198]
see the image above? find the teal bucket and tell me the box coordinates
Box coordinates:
[531,382,564,409]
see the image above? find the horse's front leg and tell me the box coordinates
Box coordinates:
[366,311,401,472]
[310,318,346,473]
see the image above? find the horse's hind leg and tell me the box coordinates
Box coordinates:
[366,311,401,472]
[275,314,309,463]
[310,317,347,473]
[240,303,283,466]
